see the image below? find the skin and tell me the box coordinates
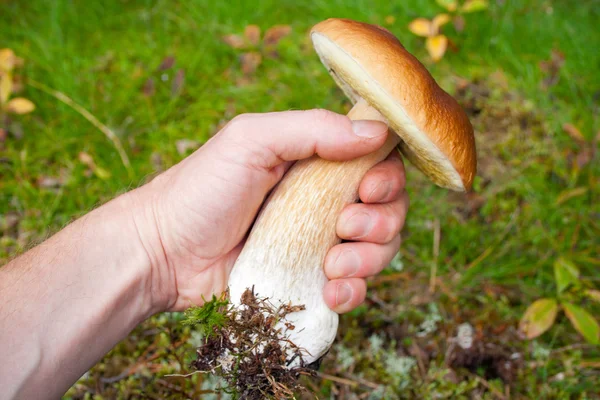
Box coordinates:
[0,109,408,399]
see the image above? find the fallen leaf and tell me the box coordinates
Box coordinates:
[384,15,396,25]
[554,257,580,293]
[142,78,155,97]
[244,25,261,46]
[222,34,246,49]
[519,298,558,339]
[563,302,600,345]
[176,139,200,155]
[240,52,262,75]
[453,15,465,32]
[436,0,458,12]
[6,97,35,114]
[555,187,588,205]
[461,0,489,13]
[171,69,185,96]
[408,18,433,37]
[426,35,448,61]
[0,48,16,72]
[263,25,292,46]
[158,55,176,71]
[0,128,6,142]
[0,73,12,105]
[562,123,586,144]
[432,14,451,31]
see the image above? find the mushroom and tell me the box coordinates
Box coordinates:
[228,18,476,367]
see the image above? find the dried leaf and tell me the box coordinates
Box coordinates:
[244,25,261,46]
[453,15,466,32]
[158,56,176,71]
[519,298,558,339]
[461,0,489,13]
[384,15,396,25]
[0,48,16,72]
[142,78,155,97]
[554,257,580,293]
[432,14,452,31]
[436,0,458,12]
[222,34,246,49]
[240,52,262,75]
[556,187,588,205]
[171,69,185,96]
[562,123,586,144]
[563,302,600,345]
[6,97,35,114]
[263,25,292,46]
[0,128,6,142]
[585,290,600,303]
[426,35,448,62]
[176,139,200,155]
[0,73,12,105]
[408,18,433,37]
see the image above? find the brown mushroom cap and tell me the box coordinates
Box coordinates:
[311,18,477,191]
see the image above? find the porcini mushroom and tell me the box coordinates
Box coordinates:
[227,18,477,367]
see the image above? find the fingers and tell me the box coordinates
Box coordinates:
[337,191,409,243]
[218,109,389,169]
[323,278,367,314]
[324,234,402,279]
[358,151,406,204]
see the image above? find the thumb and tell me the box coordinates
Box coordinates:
[216,109,389,170]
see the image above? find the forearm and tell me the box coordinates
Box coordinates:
[0,193,155,399]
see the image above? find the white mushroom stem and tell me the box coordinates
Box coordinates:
[228,98,401,365]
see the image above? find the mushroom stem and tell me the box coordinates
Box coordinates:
[228,98,401,365]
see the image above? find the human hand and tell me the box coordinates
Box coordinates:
[129,109,408,314]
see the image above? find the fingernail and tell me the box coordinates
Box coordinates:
[334,249,361,277]
[336,283,353,305]
[352,120,387,138]
[342,212,373,238]
[368,181,392,202]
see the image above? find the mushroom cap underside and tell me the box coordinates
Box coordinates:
[311,18,477,191]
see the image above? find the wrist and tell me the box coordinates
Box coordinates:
[123,179,176,314]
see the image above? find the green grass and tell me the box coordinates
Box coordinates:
[1,0,599,398]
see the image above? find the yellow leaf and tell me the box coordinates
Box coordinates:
[0,73,12,105]
[408,18,433,37]
[436,0,458,12]
[384,15,396,25]
[519,298,558,339]
[426,35,448,62]
[6,97,35,114]
[244,25,261,46]
[432,14,452,31]
[0,48,16,72]
[461,0,489,13]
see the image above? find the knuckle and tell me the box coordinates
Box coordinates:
[308,108,344,128]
